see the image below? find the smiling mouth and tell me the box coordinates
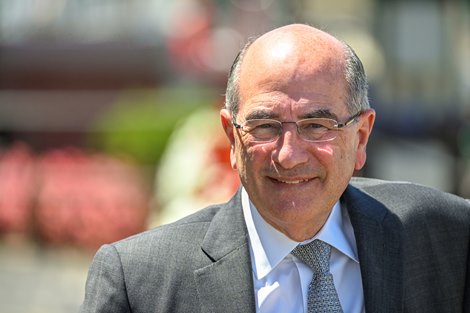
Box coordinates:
[272,178,312,184]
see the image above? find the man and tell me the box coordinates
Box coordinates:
[80,24,470,312]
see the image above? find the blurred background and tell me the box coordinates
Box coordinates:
[0,0,469,312]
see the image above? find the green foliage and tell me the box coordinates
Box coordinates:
[89,86,218,165]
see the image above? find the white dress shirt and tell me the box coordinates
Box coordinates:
[241,188,365,313]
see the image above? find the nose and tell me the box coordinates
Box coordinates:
[272,126,309,169]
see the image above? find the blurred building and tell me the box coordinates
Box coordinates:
[0,0,469,218]
[1,0,469,197]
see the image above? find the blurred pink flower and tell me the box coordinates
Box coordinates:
[35,148,150,250]
[0,143,35,236]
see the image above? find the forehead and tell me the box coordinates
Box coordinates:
[237,27,348,118]
[237,60,349,119]
[240,91,343,121]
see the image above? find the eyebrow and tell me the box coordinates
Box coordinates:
[243,108,339,121]
[301,109,338,120]
[244,111,279,120]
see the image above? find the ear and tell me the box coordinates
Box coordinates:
[220,109,238,169]
[354,109,376,170]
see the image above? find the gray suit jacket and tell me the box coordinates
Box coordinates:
[80,178,470,312]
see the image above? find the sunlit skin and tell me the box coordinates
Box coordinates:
[221,24,375,242]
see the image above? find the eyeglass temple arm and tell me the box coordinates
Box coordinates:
[336,111,363,128]
[231,118,242,129]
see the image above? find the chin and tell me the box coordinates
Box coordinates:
[269,199,314,219]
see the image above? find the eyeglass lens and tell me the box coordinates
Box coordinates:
[241,118,339,142]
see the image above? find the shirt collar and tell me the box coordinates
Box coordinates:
[241,187,358,280]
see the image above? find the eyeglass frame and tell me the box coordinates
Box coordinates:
[231,110,365,143]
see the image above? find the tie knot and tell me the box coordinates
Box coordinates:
[292,239,331,273]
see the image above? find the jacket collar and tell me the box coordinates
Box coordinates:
[194,189,256,313]
[343,182,404,313]
[195,182,405,313]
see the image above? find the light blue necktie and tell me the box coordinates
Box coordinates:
[292,239,343,313]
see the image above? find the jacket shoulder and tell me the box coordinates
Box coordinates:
[112,203,223,253]
[348,177,470,221]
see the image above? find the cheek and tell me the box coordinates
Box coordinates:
[241,145,267,168]
[333,134,358,161]
[315,145,334,156]
[233,140,257,171]
[235,143,271,177]
[313,141,356,171]
[312,142,339,163]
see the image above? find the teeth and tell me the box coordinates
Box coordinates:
[278,179,309,184]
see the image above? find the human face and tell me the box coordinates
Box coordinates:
[221,26,375,240]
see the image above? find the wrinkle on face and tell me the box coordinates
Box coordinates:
[226,24,368,240]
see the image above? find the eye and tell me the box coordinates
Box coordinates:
[304,122,328,129]
[301,121,331,131]
[242,119,281,141]
[244,119,279,131]
[254,122,278,129]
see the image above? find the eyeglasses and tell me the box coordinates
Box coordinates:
[232,111,363,143]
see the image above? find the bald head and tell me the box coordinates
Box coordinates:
[247,24,345,67]
[225,24,369,116]
[240,24,346,104]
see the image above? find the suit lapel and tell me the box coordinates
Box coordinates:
[194,190,256,313]
[194,183,405,313]
[343,184,404,313]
